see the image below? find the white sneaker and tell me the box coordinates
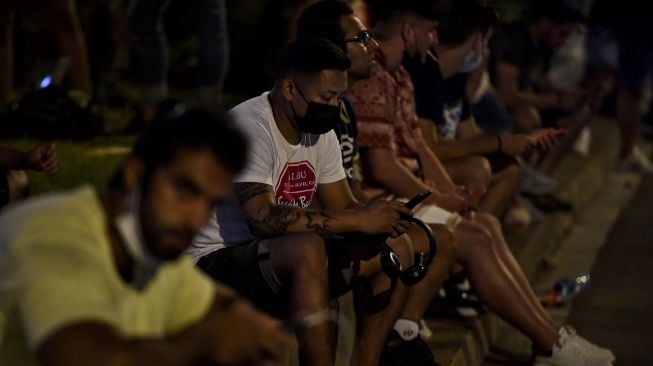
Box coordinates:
[572,126,592,156]
[617,145,653,174]
[561,325,615,362]
[533,328,613,366]
[519,163,559,195]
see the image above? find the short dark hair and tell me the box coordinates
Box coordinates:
[109,104,247,190]
[368,0,449,26]
[278,36,351,77]
[528,0,582,24]
[438,0,499,46]
[297,0,354,51]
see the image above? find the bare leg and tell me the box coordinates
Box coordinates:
[268,233,332,366]
[45,0,93,94]
[400,224,457,321]
[511,106,542,134]
[351,235,410,366]
[445,156,492,193]
[7,170,29,203]
[474,213,557,329]
[480,163,521,217]
[454,219,558,349]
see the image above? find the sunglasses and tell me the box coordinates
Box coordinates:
[345,30,374,46]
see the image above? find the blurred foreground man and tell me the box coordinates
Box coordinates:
[0,106,294,366]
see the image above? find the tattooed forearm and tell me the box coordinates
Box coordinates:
[234,182,273,205]
[247,205,338,238]
[305,210,336,236]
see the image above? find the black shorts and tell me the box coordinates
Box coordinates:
[197,237,358,318]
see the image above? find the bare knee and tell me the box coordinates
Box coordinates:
[431,224,457,260]
[7,171,29,203]
[455,220,494,261]
[467,156,492,190]
[511,106,541,133]
[474,212,502,233]
[386,234,414,268]
[270,232,327,278]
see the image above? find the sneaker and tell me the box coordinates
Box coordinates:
[572,126,592,156]
[504,205,532,228]
[519,163,559,195]
[427,274,487,319]
[522,193,573,213]
[617,145,653,174]
[380,331,440,366]
[561,325,615,362]
[533,329,613,366]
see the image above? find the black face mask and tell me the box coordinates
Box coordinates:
[290,83,341,135]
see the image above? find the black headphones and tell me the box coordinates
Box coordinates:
[379,192,438,287]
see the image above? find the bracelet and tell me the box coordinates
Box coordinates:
[493,134,502,152]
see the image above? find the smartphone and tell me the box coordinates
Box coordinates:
[404,191,432,209]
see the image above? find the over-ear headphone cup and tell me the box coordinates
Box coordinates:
[400,264,427,286]
[380,248,403,278]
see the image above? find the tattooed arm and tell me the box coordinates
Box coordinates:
[233,182,411,238]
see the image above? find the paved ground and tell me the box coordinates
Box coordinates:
[567,173,653,366]
[483,169,647,366]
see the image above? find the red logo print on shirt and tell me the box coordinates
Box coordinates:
[275,161,317,208]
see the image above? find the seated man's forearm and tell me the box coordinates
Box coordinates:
[235,182,361,238]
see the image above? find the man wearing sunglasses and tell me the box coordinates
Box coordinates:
[297,2,459,365]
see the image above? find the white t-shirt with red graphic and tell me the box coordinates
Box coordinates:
[189,92,346,260]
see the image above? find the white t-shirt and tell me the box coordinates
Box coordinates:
[189,92,346,260]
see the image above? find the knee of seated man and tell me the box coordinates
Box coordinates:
[467,156,492,189]
[7,171,29,203]
[280,232,328,273]
[511,106,541,132]
[474,212,502,232]
[457,220,493,254]
[386,234,414,268]
[431,224,457,259]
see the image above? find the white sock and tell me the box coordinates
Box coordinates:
[393,319,419,341]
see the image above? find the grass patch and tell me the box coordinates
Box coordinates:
[1,135,135,195]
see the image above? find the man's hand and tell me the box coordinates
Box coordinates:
[501,134,535,156]
[527,128,566,151]
[428,189,467,213]
[358,200,412,238]
[27,143,58,174]
[202,299,295,365]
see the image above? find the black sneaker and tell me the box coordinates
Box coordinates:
[426,273,487,319]
[380,330,440,366]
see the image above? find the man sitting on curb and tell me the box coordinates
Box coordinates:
[349,1,614,365]
[191,37,416,366]
[0,106,294,365]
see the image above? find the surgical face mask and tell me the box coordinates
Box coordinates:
[459,36,485,74]
[290,83,341,135]
[115,184,163,272]
[460,49,483,73]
